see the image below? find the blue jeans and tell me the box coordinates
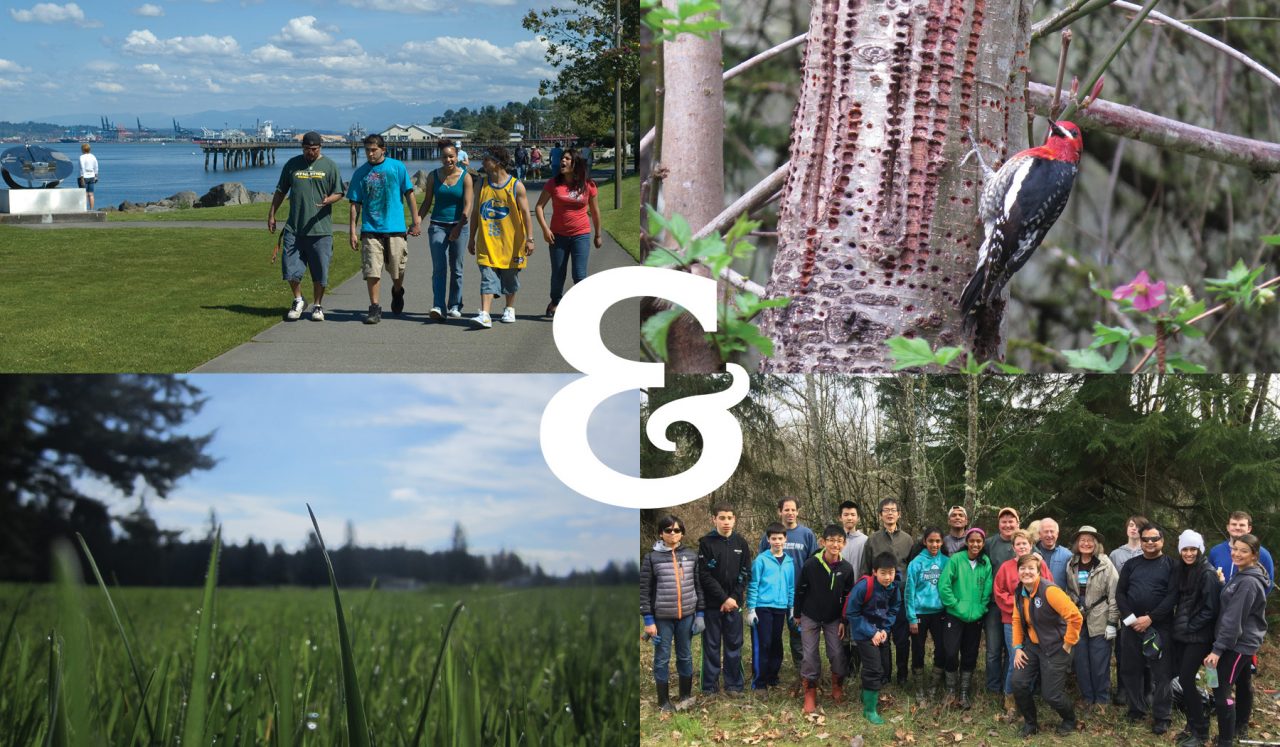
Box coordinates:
[1074,633,1113,704]
[702,608,745,692]
[1003,623,1015,693]
[549,232,591,305]
[984,605,1008,692]
[653,616,694,683]
[428,222,467,311]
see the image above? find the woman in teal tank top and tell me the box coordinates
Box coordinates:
[416,141,474,319]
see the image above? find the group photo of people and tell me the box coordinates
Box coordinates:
[639,375,1280,745]
[267,133,603,328]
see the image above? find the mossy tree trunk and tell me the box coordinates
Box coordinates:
[760,0,1034,371]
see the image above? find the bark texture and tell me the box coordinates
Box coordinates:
[760,0,1034,372]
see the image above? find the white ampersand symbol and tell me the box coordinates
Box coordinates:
[541,266,748,509]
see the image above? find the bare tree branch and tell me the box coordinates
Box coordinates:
[1028,82,1280,173]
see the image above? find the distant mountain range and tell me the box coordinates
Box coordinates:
[34,100,463,134]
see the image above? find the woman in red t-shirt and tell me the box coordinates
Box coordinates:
[534,148,602,317]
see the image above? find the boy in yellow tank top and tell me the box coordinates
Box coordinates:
[467,146,534,328]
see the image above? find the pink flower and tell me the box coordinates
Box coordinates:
[1113,270,1167,312]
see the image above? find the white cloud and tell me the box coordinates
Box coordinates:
[249,44,294,64]
[0,79,23,91]
[340,0,516,12]
[93,81,125,93]
[400,37,548,70]
[274,16,331,45]
[123,29,240,56]
[10,2,95,25]
[133,3,163,16]
[135,63,163,74]
[0,59,31,73]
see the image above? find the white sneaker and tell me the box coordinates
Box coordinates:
[472,311,492,329]
[309,305,325,322]
[500,307,516,324]
[286,297,305,320]
[447,306,462,318]
[429,307,443,320]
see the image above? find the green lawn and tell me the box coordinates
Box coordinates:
[596,175,641,261]
[0,225,361,372]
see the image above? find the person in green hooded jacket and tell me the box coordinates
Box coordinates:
[938,526,993,709]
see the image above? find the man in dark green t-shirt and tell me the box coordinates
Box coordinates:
[268,131,344,321]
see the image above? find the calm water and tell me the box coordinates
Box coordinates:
[17,142,468,209]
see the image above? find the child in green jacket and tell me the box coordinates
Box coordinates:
[938,527,993,708]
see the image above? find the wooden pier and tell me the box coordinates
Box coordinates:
[199,142,280,171]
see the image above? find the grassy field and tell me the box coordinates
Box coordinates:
[640,633,1280,746]
[0,225,362,372]
[0,572,636,744]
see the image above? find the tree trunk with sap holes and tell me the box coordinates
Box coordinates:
[759,0,1034,371]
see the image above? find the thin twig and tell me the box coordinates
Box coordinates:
[1127,274,1280,372]
[1033,0,1114,38]
[1051,30,1073,121]
[1060,0,1164,122]
[1027,82,1280,172]
[723,32,808,81]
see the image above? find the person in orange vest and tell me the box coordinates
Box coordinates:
[1011,552,1083,737]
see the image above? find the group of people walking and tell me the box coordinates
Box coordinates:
[267,132,603,327]
[641,498,1273,746]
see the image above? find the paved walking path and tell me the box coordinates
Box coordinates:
[14,183,640,373]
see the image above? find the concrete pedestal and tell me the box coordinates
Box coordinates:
[0,188,86,215]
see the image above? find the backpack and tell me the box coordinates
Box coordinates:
[842,575,877,619]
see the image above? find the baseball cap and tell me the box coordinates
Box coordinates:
[998,507,1020,522]
[302,131,323,146]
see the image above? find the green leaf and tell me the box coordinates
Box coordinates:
[1260,234,1280,245]
[1062,348,1122,372]
[934,347,964,367]
[641,307,685,361]
[1164,356,1207,373]
[1172,299,1207,325]
[643,245,687,268]
[1133,334,1156,349]
[1179,324,1206,339]
[887,336,939,370]
[1090,323,1133,348]
[993,362,1027,374]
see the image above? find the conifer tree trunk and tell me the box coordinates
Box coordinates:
[760,0,1033,371]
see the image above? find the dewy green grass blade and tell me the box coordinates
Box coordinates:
[306,504,371,747]
[410,600,465,747]
[52,540,98,744]
[44,628,68,747]
[0,587,34,678]
[180,527,221,747]
[75,533,154,741]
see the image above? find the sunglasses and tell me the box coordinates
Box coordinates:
[1141,536,1162,543]
[662,527,684,535]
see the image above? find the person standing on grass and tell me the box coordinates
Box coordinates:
[1116,522,1179,736]
[795,524,854,714]
[641,514,704,712]
[746,523,796,691]
[942,505,970,555]
[415,141,472,321]
[757,497,818,689]
[269,131,344,322]
[1172,529,1221,747]
[905,527,947,702]
[534,148,602,318]
[347,134,420,325]
[839,500,868,677]
[1011,553,1083,737]
[1064,525,1120,712]
[983,507,1020,699]
[844,552,902,724]
[1204,533,1269,747]
[861,497,914,689]
[1207,511,1275,593]
[78,142,98,211]
[937,527,993,709]
[994,529,1052,720]
[696,502,752,696]
[1034,517,1072,588]
[468,147,534,329]
[1109,514,1147,707]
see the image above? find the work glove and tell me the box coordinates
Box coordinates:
[1105,624,1117,641]
[691,613,706,635]
[746,609,758,628]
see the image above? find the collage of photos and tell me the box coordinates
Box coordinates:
[639,0,1280,745]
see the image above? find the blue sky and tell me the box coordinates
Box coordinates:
[0,0,563,121]
[79,375,640,576]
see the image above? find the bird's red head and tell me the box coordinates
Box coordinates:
[1042,120,1083,162]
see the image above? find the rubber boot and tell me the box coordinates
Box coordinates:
[914,667,926,700]
[959,670,974,710]
[657,681,674,712]
[862,688,885,725]
[944,670,958,707]
[676,675,694,709]
[803,679,818,714]
[930,667,945,700]
[831,674,846,705]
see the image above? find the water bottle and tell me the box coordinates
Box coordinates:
[1205,665,1219,689]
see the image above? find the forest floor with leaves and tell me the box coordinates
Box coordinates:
[640,633,1280,746]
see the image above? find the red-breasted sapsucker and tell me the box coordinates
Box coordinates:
[959,120,1083,324]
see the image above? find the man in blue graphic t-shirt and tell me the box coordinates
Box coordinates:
[347,134,420,325]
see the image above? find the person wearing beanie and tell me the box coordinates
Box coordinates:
[1065,525,1119,711]
[938,527,993,708]
[1172,528,1221,747]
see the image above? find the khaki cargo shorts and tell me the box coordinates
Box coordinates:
[360,233,409,280]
